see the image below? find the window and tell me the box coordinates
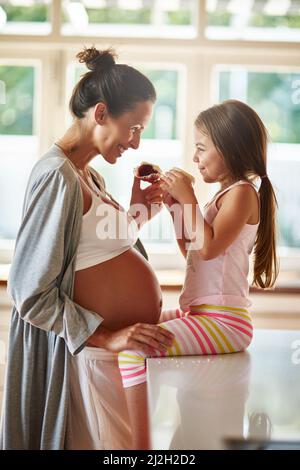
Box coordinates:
[0,63,40,262]
[214,67,300,252]
[0,0,51,35]
[61,0,198,38]
[1,0,300,277]
[206,0,300,42]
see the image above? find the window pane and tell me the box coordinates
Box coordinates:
[0,65,34,135]
[68,64,184,251]
[206,0,300,42]
[0,64,38,247]
[61,0,198,38]
[215,67,300,249]
[140,69,178,140]
[0,0,51,35]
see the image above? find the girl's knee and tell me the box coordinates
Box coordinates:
[239,334,253,352]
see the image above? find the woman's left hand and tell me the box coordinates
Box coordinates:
[129,177,163,225]
[160,169,195,204]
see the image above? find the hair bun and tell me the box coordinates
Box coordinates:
[76,46,117,72]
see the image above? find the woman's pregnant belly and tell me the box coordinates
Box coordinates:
[73,247,162,330]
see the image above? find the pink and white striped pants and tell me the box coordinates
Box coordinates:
[118,304,253,388]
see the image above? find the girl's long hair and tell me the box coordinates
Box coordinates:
[195,99,279,288]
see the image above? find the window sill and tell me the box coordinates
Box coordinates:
[1,264,300,294]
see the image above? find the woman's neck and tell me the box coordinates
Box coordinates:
[56,122,98,170]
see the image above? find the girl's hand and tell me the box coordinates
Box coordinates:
[160,169,195,204]
[88,323,175,356]
[162,190,178,209]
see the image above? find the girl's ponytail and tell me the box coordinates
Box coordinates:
[253,176,279,288]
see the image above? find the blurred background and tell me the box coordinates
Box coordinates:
[0,3,300,400]
[1,0,300,273]
[1,0,300,443]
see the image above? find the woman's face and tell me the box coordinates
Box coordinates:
[193,126,229,184]
[94,100,153,164]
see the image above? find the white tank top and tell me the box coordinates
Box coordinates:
[74,171,138,272]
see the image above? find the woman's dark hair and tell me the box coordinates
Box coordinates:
[70,46,156,118]
[195,100,279,289]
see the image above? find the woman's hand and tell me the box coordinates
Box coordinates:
[88,323,175,355]
[129,177,164,227]
[160,169,195,204]
[130,176,163,206]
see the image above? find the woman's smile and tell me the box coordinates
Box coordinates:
[117,144,127,157]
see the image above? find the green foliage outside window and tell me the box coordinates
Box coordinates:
[166,9,191,25]
[82,7,150,25]
[4,2,193,27]
[141,69,178,140]
[79,7,192,26]
[251,13,300,29]
[4,3,300,29]
[207,12,231,27]
[219,71,300,144]
[208,11,300,28]
[0,66,34,136]
[2,4,48,22]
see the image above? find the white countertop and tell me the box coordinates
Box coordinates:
[147,329,300,450]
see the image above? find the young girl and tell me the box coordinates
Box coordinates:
[118,99,279,449]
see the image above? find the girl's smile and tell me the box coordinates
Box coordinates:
[193,126,230,185]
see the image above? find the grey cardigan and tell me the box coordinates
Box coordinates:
[0,144,147,449]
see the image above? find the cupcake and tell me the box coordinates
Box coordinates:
[134,161,162,183]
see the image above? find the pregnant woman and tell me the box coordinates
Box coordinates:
[0,47,174,450]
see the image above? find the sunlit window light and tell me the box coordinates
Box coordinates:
[9,0,49,6]
[227,0,252,15]
[117,0,143,10]
[206,0,218,13]
[158,0,181,11]
[263,0,291,17]
[65,1,89,30]
[0,7,7,29]
[82,0,106,7]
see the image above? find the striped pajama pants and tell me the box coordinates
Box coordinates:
[118,304,253,388]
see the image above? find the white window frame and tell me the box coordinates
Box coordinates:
[1,0,300,272]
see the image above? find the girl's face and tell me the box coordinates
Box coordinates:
[94,100,153,164]
[193,126,229,184]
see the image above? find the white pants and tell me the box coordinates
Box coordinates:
[68,346,132,450]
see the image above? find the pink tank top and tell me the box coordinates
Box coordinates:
[179,181,259,311]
